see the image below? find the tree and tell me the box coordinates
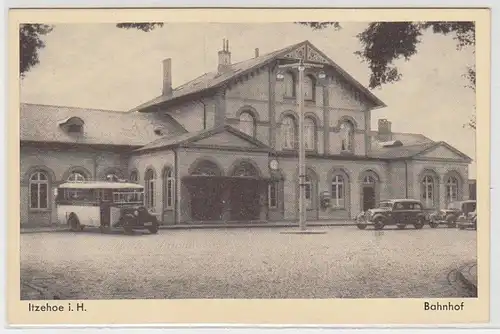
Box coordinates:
[298,21,476,129]
[19,24,53,78]
[19,22,164,78]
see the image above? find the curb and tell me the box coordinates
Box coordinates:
[21,222,359,233]
[21,281,58,300]
[456,263,477,295]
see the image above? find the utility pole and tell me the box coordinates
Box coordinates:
[277,59,325,231]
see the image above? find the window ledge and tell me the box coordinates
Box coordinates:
[29,208,51,213]
[340,151,354,156]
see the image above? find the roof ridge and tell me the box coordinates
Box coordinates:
[21,102,126,114]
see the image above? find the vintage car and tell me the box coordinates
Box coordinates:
[428,200,476,228]
[356,199,427,230]
[457,210,477,230]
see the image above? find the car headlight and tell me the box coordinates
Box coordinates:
[134,210,139,216]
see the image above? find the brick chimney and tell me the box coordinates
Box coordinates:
[377,118,392,141]
[254,48,259,58]
[162,58,172,96]
[218,39,232,73]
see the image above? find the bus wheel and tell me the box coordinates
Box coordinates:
[68,213,81,232]
[148,223,159,234]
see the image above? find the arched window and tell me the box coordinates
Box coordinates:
[67,171,86,182]
[163,167,175,210]
[284,72,295,97]
[145,169,156,210]
[340,121,354,152]
[29,171,49,210]
[238,111,255,137]
[268,181,279,208]
[130,170,138,183]
[104,173,119,182]
[421,175,435,208]
[446,176,459,203]
[304,117,316,150]
[281,116,296,149]
[363,175,376,185]
[303,75,315,101]
[331,175,345,208]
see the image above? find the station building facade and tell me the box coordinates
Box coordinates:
[20,40,472,226]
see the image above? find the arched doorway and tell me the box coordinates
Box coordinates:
[227,161,262,221]
[360,170,380,211]
[187,159,225,221]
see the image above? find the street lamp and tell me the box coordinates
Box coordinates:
[276,59,324,231]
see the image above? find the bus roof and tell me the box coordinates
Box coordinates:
[58,182,144,189]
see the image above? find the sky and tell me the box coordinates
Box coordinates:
[20,22,477,177]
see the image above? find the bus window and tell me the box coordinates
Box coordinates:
[64,189,95,203]
[102,189,111,201]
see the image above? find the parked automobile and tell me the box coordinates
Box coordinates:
[457,210,477,230]
[356,199,427,230]
[428,200,476,228]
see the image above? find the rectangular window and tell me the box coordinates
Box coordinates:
[268,182,278,208]
[30,184,38,209]
[39,184,48,209]
[166,179,173,209]
[147,181,155,209]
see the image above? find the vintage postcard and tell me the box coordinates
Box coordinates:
[7,7,490,326]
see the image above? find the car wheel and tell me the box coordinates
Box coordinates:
[414,218,424,229]
[67,213,81,232]
[429,221,438,228]
[396,224,406,230]
[459,226,466,230]
[99,225,111,234]
[373,217,384,230]
[356,224,367,230]
[123,226,134,234]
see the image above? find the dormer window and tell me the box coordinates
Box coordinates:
[68,124,82,133]
[59,117,84,134]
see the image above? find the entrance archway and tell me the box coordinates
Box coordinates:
[227,160,263,221]
[360,170,380,211]
[186,159,225,221]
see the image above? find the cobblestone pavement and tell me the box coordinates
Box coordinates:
[20,225,477,299]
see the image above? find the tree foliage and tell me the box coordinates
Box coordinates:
[115,22,164,32]
[19,24,54,78]
[299,21,476,129]
[19,22,164,77]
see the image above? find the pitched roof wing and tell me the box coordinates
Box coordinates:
[135,124,272,152]
[20,103,187,146]
[130,40,386,112]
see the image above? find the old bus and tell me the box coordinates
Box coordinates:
[55,181,159,234]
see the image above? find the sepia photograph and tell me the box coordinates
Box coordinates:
[8,7,490,325]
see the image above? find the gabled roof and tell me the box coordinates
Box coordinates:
[136,124,272,152]
[130,40,386,112]
[20,103,187,147]
[369,140,472,162]
[369,142,438,159]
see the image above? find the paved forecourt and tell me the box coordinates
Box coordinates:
[20,224,476,299]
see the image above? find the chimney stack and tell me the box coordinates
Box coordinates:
[254,48,259,58]
[162,58,172,96]
[377,119,392,141]
[218,38,232,73]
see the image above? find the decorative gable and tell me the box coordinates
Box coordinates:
[281,42,329,64]
[194,131,260,148]
[415,143,471,162]
[306,44,329,64]
[282,44,307,60]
